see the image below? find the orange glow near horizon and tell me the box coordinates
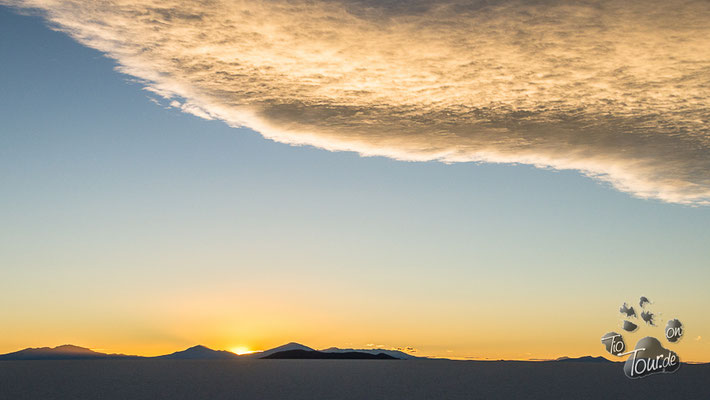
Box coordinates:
[1,277,709,362]
[230,346,257,355]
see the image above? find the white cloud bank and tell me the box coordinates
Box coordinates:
[3,0,710,204]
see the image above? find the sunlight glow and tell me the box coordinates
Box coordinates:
[230,346,256,355]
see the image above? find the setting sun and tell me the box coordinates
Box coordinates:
[230,346,256,355]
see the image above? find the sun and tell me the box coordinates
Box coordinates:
[230,346,256,355]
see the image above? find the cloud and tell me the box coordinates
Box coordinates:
[395,346,417,353]
[3,0,710,204]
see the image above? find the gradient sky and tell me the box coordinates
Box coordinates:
[1,3,709,361]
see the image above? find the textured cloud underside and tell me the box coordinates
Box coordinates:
[4,0,710,204]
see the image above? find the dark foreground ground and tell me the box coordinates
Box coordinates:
[1,360,708,400]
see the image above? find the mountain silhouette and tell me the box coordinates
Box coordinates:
[0,343,625,363]
[321,347,420,360]
[154,345,239,360]
[241,342,315,359]
[0,345,140,360]
[262,349,398,360]
[553,356,615,363]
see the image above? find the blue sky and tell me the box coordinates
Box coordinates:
[1,5,709,359]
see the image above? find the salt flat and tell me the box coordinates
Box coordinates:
[0,359,707,399]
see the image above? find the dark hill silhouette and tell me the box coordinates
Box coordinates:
[0,345,140,360]
[553,356,616,363]
[0,343,632,364]
[241,342,314,359]
[262,349,398,359]
[154,345,238,360]
[321,347,420,360]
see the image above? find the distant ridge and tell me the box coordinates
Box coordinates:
[154,345,238,360]
[262,349,398,360]
[0,345,140,360]
[0,343,631,363]
[552,356,615,363]
[321,347,420,360]
[241,342,314,359]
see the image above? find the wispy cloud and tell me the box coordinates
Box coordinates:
[4,0,710,204]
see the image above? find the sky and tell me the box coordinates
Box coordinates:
[1,1,709,361]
